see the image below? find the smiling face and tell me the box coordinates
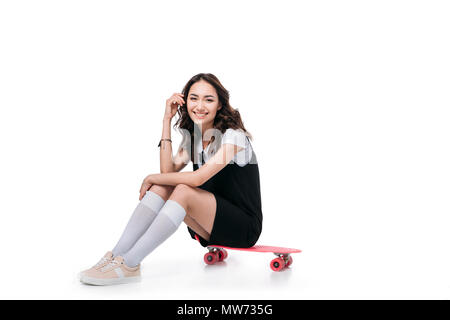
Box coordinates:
[187,80,221,132]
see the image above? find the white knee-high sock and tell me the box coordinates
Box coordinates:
[111,191,165,257]
[122,200,186,267]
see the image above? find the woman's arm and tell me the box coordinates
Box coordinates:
[172,146,190,172]
[140,143,243,199]
[160,119,190,173]
[194,143,244,185]
[160,93,186,173]
[159,118,175,173]
[147,170,201,188]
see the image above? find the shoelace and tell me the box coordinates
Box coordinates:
[100,259,121,272]
[94,257,109,268]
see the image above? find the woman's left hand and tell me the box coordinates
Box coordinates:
[139,175,154,201]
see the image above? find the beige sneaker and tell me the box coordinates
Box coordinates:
[80,256,141,286]
[79,251,114,279]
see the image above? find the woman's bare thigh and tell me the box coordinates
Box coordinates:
[169,184,217,235]
[148,184,216,241]
[183,215,211,241]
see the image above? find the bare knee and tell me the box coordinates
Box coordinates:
[170,184,194,208]
[149,184,175,201]
[171,184,193,197]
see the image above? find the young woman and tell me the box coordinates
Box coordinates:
[79,73,263,285]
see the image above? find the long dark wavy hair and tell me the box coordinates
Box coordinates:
[173,73,253,162]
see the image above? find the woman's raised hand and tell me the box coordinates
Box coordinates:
[164,93,185,121]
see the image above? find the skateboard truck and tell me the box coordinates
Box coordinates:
[204,246,228,265]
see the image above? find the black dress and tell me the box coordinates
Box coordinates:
[187,136,263,248]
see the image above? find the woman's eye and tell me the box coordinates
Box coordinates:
[189,97,213,102]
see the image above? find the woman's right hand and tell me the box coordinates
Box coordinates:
[164,93,185,121]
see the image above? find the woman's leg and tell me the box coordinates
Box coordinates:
[122,184,216,267]
[111,185,174,257]
[176,185,216,240]
[147,184,176,202]
[184,215,211,241]
[154,184,213,240]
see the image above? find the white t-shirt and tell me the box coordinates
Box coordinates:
[181,128,254,167]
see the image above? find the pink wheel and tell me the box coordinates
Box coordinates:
[270,257,285,272]
[218,249,228,261]
[286,255,293,267]
[204,252,218,265]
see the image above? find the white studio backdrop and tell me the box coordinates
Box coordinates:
[0,0,449,299]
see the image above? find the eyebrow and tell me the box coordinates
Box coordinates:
[189,93,216,98]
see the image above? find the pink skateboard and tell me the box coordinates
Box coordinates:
[196,236,302,272]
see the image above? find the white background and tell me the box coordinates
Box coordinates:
[0,0,449,299]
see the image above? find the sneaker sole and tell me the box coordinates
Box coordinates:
[80,275,141,286]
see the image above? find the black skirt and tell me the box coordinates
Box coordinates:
[187,147,263,248]
[187,192,261,248]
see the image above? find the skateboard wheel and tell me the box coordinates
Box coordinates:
[204,252,218,265]
[218,249,228,261]
[270,258,285,272]
[286,255,293,267]
[217,250,224,262]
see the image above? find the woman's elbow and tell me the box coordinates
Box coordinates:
[192,174,204,187]
[160,164,175,173]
